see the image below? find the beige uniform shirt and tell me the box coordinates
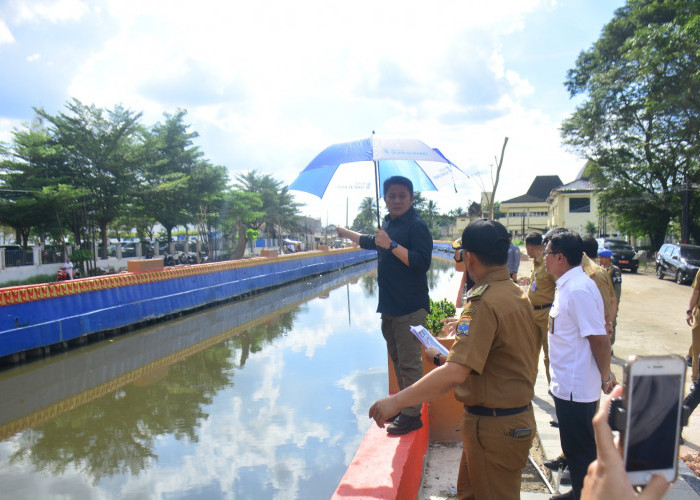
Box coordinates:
[582,253,614,320]
[692,272,700,321]
[528,254,557,322]
[447,269,540,408]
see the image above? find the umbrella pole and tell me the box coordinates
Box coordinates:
[374,160,381,229]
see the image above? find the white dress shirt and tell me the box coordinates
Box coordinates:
[548,265,606,402]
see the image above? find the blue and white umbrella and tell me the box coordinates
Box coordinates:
[290,135,470,227]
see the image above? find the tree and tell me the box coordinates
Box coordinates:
[234,171,301,244]
[351,197,378,234]
[0,125,85,247]
[189,161,228,258]
[220,189,264,259]
[37,99,145,257]
[561,0,700,250]
[141,110,203,244]
[414,196,441,239]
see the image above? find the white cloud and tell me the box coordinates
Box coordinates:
[12,0,89,24]
[0,18,15,46]
[0,0,625,223]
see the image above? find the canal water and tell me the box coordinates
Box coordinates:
[0,257,456,499]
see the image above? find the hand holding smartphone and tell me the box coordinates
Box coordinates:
[617,355,686,486]
[583,385,671,500]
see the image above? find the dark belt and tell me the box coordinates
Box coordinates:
[533,303,553,310]
[465,404,530,417]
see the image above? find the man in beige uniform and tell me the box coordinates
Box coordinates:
[525,232,556,384]
[686,271,700,384]
[581,236,617,337]
[369,219,540,500]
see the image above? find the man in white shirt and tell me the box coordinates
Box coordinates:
[63,256,74,279]
[544,231,616,500]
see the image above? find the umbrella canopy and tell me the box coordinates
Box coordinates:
[290,135,469,226]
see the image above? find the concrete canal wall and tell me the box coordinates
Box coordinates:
[0,248,376,361]
[0,259,377,440]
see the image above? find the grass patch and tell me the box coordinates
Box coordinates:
[0,274,56,288]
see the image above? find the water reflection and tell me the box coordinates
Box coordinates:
[0,259,454,499]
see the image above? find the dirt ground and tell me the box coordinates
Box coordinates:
[522,258,700,476]
[604,262,700,474]
[521,259,700,474]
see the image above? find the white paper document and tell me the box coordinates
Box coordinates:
[410,325,450,356]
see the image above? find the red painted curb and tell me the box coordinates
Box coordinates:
[332,403,429,499]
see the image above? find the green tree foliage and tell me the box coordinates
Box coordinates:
[0,126,77,247]
[0,100,308,266]
[561,0,700,249]
[141,110,203,244]
[220,189,264,259]
[234,171,301,242]
[190,161,229,257]
[37,99,145,257]
[351,197,379,233]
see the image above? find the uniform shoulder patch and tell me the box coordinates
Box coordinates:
[466,284,489,299]
[457,314,471,335]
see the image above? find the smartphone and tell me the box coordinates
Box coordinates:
[621,355,686,485]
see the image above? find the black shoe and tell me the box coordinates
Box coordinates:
[687,355,693,367]
[543,455,567,471]
[386,413,400,423]
[386,414,422,435]
[550,490,574,500]
[560,466,571,485]
[550,419,559,428]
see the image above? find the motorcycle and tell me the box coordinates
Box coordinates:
[56,266,81,281]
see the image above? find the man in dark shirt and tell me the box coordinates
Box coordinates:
[337,176,432,434]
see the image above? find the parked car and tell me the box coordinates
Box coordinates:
[596,238,639,273]
[655,243,700,284]
[120,243,137,258]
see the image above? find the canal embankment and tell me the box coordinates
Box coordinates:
[0,247,375,363]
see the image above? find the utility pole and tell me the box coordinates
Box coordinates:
[488,137,508,220]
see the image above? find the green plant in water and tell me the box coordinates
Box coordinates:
[426,298,456,336]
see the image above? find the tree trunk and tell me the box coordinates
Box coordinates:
[233,220,247,259]
[99,223,109,259]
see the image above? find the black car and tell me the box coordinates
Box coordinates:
[596,238,639,273]
[656,243,700,284]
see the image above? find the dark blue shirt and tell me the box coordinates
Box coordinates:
[359,207,432,315]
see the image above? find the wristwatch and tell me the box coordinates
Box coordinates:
[389,241,398,250]
[433,353,441,366]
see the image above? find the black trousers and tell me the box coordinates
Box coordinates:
[553,395,598,499]
[685,379,700,415]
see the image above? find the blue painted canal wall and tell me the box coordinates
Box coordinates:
[0,248,376,359]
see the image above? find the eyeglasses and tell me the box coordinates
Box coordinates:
[543,251,560,258]
[454,249,463,262]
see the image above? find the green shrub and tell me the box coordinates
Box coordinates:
[425,298,456,336]
[0,274,56,288]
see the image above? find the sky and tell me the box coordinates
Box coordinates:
[0,0,626,226]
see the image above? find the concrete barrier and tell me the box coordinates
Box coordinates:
[127,258,164,273]
[332,402,429,499]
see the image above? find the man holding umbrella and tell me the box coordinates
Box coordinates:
[336,175,432,435]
